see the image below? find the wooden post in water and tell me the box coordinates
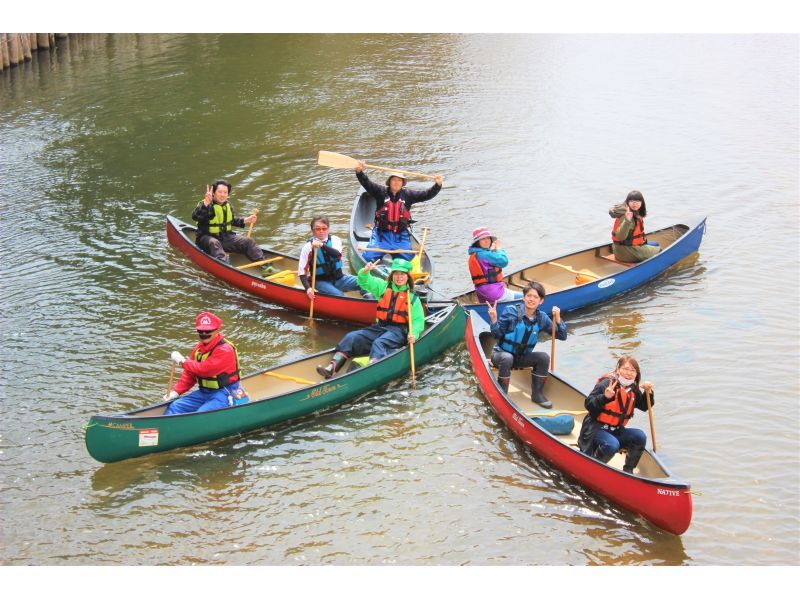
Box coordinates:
[49,34,55,47]
[37,33,50,50]
[29,33,38,51]
[0,34,8,71]
[21,33,32,61]
[8,33,21,66]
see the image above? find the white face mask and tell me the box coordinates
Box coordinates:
[617,375,636,387]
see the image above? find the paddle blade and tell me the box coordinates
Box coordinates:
[317,150,359,169]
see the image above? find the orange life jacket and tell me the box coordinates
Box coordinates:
[376,287,415,326]
[468,253,503,286]
[595,374,636,429]
[375,198,411,233]
[612,216,646,246]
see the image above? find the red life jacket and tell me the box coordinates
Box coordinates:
[468,252,503,286]
[612,216,646,246]
[376,287,415,326]
[375,198,411,233]
[192,337,241,390]
[595,374,636,429]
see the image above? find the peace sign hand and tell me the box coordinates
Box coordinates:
[363,259,381,272]
[486,300,498,323]
[604,379,618,399]
[203,184,213,206]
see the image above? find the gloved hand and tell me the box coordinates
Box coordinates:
[163,390,179,402]
[171,351,185,365]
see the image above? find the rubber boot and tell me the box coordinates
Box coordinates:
[316,351,348,379]
[531,374,552,409]
[623,445,644,474]
[497,376,510,394]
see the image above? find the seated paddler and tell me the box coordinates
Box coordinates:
[163,311,249,414]
[467,226,522,304]
[355,160,443,262]
[577,356,655,474]
[316,258,425,379]
[191,179,266,266]
[487,282,567,408]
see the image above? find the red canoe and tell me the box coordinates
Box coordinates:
[464,312,693,535]
[166,215,380,324]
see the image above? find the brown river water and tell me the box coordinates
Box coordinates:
[0,34,798,565]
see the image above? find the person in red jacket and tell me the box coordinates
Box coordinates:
[163,312,249,415]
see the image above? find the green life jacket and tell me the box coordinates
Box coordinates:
[203,201,235,236]
[194,338,241,390]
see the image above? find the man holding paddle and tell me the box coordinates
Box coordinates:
[192,179,266,264]
[298,216,373,300]
[355,161,443,262]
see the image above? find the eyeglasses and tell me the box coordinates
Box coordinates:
[619,366,637,373]
[313,226,329,231]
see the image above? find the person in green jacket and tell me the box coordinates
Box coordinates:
[316,258,425,378]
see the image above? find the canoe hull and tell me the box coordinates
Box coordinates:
[464,313,692,535]
[461,218,706,321]
[166,215,379,324]
[85,303,467,463]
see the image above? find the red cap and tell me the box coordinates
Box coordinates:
[196,311,223,331]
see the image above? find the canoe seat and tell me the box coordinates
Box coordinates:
[600,253,635,267]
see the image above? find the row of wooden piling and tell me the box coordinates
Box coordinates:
[1,34,68,72]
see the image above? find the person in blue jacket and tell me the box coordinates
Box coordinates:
[487,281,567,408]
[356,161,443,262]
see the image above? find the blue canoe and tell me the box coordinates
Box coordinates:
[453,218,706,321]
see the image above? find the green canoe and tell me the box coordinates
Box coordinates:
[85,302,466,463]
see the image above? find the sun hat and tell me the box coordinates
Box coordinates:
[471,227,495,246]
[385,172,408,186]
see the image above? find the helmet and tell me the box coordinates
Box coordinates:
[390,258,413,273]
[385,172,408,186]
[196,311,223,331]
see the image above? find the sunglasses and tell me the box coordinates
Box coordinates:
[196,329,214,338]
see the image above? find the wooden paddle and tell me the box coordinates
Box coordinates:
[309,245,318,319]
[235,255,283,270]
[167,361,176,395]
[407,290,416,388]
[645,387,657,452]
[264,371,314,385]
[548,261,600,280]
[356,247,414,254]
[246,208,259,238]
[317,150,437,180]
[525,409,588,418]
[550,307,557,371]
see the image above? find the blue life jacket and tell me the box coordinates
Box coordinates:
[497,308,541,356]
[308,237,343,279]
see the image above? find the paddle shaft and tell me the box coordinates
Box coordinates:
[645,387,657,452]
[317,150,437,180]
[235,256,283,270]
[246,208,259,238]
[167,361,176,395]
[357,247,416,254]
[407,291,416,388]
[264,371,314,385]
[548,261,600,280]
[550,308,557,371]
[309,246,318,319]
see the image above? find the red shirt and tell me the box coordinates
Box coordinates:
[173,334,238,395]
